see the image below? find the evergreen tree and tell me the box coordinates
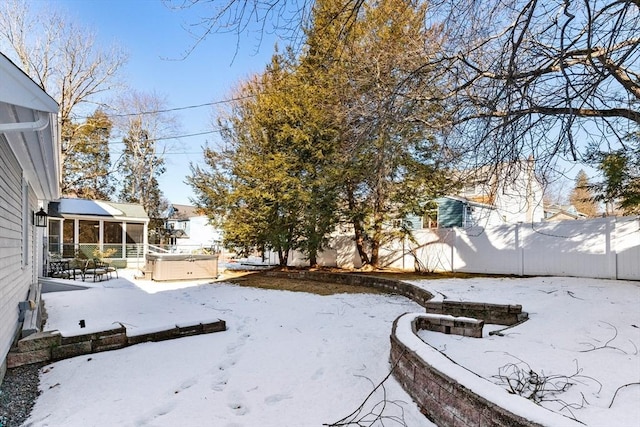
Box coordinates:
[190,0,453,269]
[189,52,340,266]
[591,145,640,215]
[302,0,452,268]
[62,109,114,199]
[569,170,599,217]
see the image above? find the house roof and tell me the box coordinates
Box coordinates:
[438,195,496,210]
[49,198,149,221]
[168,204,203,220]
[0,52,60,200]
[544,204,586,221]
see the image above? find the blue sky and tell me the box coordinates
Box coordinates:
[32,1,590,206]
[52,0,281,205]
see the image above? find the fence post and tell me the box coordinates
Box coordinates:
[515,222,524,276]
[605,217,617,279]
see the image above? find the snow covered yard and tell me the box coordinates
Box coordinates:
[25,271,639,426]
[27,270,432,426]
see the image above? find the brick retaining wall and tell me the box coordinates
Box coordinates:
[416,314,484,338]
[7,319,226,368]
[390,314,580,427]
[425,300,528,325]
[267,271,574,426]
[265,270,434,306]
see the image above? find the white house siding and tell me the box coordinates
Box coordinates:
[458,159,546,226]
[178,216,221,249]
[166,214,221,254]
[0,135,38,373]
[1,53,59,383]
[492,176,545,224]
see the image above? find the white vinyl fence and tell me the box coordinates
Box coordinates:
[285,216,640,280]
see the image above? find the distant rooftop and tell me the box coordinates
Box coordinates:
[168,204,204,220]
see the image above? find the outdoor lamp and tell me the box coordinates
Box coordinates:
[34,207,48,227]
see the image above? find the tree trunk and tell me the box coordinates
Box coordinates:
[309,253,318,268]
[277,248,285,266]
[346,181,370,266]
[369,211,383,269]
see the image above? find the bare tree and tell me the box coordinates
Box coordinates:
[428,0,639,178]
[164,0,314,57]
[172,0,639,180]
[0,0,128,192]
[111,90,178,218]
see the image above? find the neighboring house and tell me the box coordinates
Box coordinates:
[164,204,222,252]
[406,158,545,229]
[434,196,499,228]
[0,53,60,381]
[46,198,150,265]
[543,204,588,221]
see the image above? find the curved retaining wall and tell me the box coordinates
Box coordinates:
[391,314,581,427]
[265,271,528,325]
[265,271,577,427]
[264,270,435,306]
[425,300,528,326]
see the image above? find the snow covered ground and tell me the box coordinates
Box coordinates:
[28,270,431,427]
[25,270,639,426]
[411,276,640,427]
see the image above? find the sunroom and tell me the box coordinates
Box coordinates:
[46,198,149,268]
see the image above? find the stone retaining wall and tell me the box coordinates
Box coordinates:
[267,271,567,427]
[415,314,484,338]
[265,270,434,306]
[425,300,528,325]
[7,319,226,368]
[390,314,579,427]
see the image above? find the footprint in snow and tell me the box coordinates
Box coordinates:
[134,401,177,426]
[212,375,228,392]
[311,367,324,380]
[264,393,292,405]
[227,390,250,415]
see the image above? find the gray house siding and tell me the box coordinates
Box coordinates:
[403,214,423,230]
[437,197,464,228]
[0,135,38,375]
[1,53,59,383]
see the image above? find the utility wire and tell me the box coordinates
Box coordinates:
[75,95,254,119]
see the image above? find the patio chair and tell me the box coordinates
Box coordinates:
[94,258,118,279]
[48,260,71,279]
[67,259,85,280]
[81,259,107,282]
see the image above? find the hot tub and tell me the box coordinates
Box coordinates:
[146,253,218,281]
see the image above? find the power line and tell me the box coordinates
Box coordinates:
[132,129,220,142]
[75,95,254,119]
[94,129,222,147]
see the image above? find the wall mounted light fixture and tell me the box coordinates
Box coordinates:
[34,207,48,227]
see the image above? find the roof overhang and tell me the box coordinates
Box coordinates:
[0,53,60,200]
[440,195,497,210]
[49,199,150,223]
